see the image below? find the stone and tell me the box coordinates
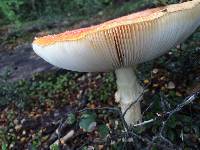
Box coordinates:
[167,81,175,89]
[15,124,22,131]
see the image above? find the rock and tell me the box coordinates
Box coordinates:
[20,118,26,124]
[89,104,95,109]
[168,51,173,55]
[9,144,14,149]
[20,137,26,143]
[143,79,149,84]
[32,134,36,139]
[88,146,95,150]
[176,92,182,97]
[98,11,103,16]
[22,130,26,135]
[9,128,14,132]
[98,145,104,150]
[77,90,83,99]
[87,73,92,78]
[160,76,165,80]
[153,84,159,87]
[167,81,175,89]
[152,68,159,74]
[15,124,22,131]
[13,119,19,125]
[78,75,86,81]
[95,75,101,79]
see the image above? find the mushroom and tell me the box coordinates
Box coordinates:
[32,0,200,125]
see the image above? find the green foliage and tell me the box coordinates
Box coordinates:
[0,1,199,148]
[152,0,178,5]
[1,143,7,150]
[0,0,181,26]
[31,132,42,150]
[98,124,109,138]
[65,0,109,16]
[0,75,29,108]
[66,113,76,125]
[0,126,17,148]
[50,144,59,150]
[0,0,113,26]
[0,71,116,110]
[0,0,24,25]
[0,71,76,109]
[0,128,8,150]
[78,112,110,138]
[79,112,97,132]
[88,73,116,102]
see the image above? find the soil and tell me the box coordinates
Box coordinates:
[0,43,56,80]
[0,18,200,150]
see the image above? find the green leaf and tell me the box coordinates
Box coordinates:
[66,113,76,125]
[81,112,96,120]
[167,116,177,128]
[2,143,7,150]
[81,146,88,150]
[152,145,158,150]
[79,112,97,132]
[50,143,59,150]
[98,124,109,138]
[167,129,175,141]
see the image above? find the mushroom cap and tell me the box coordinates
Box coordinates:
[33,0,200,72]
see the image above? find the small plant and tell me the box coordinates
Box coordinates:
[79,112,97,132]
[1,143,7,150]
[0,0,113,26]
[66,113,76,125]
[98,124,109,138]
[50,143,59,150]
[0,0,24,25]
[31,132,42,150]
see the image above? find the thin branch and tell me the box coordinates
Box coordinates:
[51,130,74,147]
[122,84,150,118]
[133,118,155,127]
[50,90,200,149]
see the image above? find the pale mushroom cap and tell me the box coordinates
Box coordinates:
[33,0,200,72]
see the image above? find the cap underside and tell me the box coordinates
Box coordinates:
[33,0,200,72]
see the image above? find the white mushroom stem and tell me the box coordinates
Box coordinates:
[115,67,143,125]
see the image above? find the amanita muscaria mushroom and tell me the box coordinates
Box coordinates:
[33,0,200,125]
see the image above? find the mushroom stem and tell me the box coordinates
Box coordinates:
[115,67,143,125]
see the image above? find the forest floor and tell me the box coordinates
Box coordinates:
[0,8,200,150]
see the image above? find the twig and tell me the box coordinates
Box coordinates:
[166,92,199,117]
[122,84,150,118]
[50,130,74,147]
[57,119,63,142]
[151,91,200,148]
[160,92,171,112]
[53,90,200,149]
[142,100,155,115]
[133,118,155,127]
[79,106,130,131]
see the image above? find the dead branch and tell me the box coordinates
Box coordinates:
[50,89,200,149]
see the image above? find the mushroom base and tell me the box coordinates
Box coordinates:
[115,67,143,125]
